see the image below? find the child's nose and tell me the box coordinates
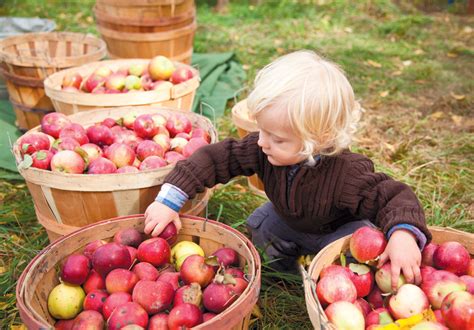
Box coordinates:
[257,133,269,149]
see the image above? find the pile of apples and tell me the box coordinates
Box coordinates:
[48,223,249,329]
[61,55,194,94]
[315,227,474,330]
[16,111,211,174]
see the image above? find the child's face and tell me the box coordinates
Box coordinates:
[255,108,306,166]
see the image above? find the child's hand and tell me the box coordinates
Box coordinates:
[377,229,422,291]
[144,201,181,237]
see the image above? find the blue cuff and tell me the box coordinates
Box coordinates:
[155,183,189,212]
[387,224,427,250]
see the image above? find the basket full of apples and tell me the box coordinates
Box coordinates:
[13,106,217,241]
[44,55,199,115]
[302,226,474,330]
[16,214,261,329]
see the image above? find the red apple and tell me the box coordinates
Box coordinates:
[148,313,169,330]
[434,309,446,325]
[41,112,72,139]
[434,241,470,275]
[151,80,173,91]
[421,269,467,309]
[202,281,239,313]
[164,151,186,164]
[180,255,216,288]
[79,143,103,163]
[123,112,138,130]
[62,72,83,89]
[87,157,117,174]
[83,240,107,259]
[108,302,149,330]
[422,242,439,267]
[116,166,139,173]
[157,271,180,291]
[54,319,75,330]
[137,238,171,267]
[316,273,357,306]
[366,286,385,309]
[421,265,437,284]
[460,275,474,294]
[150,114,167,127]
[440,290,474,330]
[152,134,171,152]
[168,303,203,330]
[83,74,106,93]
[71,310,104,329]
[174,283,202,307]
[132,280,174,314]
[105,143,136,168]
[191,128,211,143]
[91,86,106,94]
[106,269,139,294]
[166,114,192,137]
[86,124,114,147]
[148,55,175,81]
[225,267,245,279]
[231,277,249,295]
[139,156,167,170]
[126,246,137,262]
[468,259,474,276]
[53,137,80,152]
[51,150,85,174]
[158,222,178,245]
[114,129,143,151]
[61,254,90,285]
[132,262,160,281]
[31,150,54,170]
[102,292,132,320]
[101,117,117,128]
[170,67,193,84]
[366,307,393,327]
[83,290,108,314]
[83,270,105,294]
[319,264,352,279]
[134,114,159,139]
[388,284,429,319]
[324,301,365,330]
[59,123,89,145]
[348,263,374,298]
[17,132,51,155]
[92,242,132,278]
[136,140,164,161]
[182,137,209,158]
[375,262,406,293]
[170,137,188,154]
[211,247,239,268]
[175,132,190,140]
[113,228,143,248]
[350,226,387,263]
[203,313,216,322]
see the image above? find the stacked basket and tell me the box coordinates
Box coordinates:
[0,32,106,131]
[94,0,196,63]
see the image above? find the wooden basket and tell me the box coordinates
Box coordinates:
[44,59,200,115]
[0,32,106,131]
[13,106,217,242]
[302,226,474,330]
[231,99,266,198]
[16,214,262,329]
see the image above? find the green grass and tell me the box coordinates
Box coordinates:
[1,0,473,328]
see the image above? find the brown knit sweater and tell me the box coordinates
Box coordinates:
[166,132,432,240]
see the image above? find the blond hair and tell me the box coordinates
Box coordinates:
[247,50,361,160]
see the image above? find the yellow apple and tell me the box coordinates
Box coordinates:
[47,282,85,319]
[148,56,175,81]
[171,241,204,270]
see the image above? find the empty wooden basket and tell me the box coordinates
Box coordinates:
[16,214,262,329]
[0,32,106,130]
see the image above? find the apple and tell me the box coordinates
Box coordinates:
[324,301,365,330]
[319,264,352,279]
[170,67,193,84]
[231,277,249,295]
[129,63,147,77]
[421,269,467,309]
[83,240,107,259]
[168,303,203,330]
[105,73,126,92]
[148,55,175,81]
[461,275,474,294]
[171,241,205,271]
[62,86,79,92]
[83,270,105,294]
[132,280,174,314]
[132,262,160,281]
[116,166,139,173]
[91,86,106,94]
[316,272,357,306]
[388,284,429,319]
[440,290,474,330]
[91,242,132,277]
[71,310,104,329]
[175,132,190,140]
[165,114,192,137]
[170,137,188,154]
[139,156,167,170]
[47,283,85,320]
[108,302,149,330]
[61,254,90,285]
[350,226,387,263]
[348,263,374,298]
[433,241,470,275]
[225,267,245,279]
[421,265,437,283]
[136,140,164,161]
[158,222,178,245]
[79,143,103,163]
[62,72,83,89]
[17,132,51,155]
[422,242,439,267]
[134,114,159,139]
[31,150,54,170]
[164,151,186,164]
[180,255,216,288]
[59,123,89,145]
[101,117,117,128]
[106,269,139,294]
[53,137,80,152]
[93,66,112,78]
[150,114,167,127]
[366,307,393,327]
[434,309,446,325]
[173,283,202,308]
[54,319,75,330]
[202,281,238,313]
[41,112,72,139]
[83,290,108,314]
[366,286,385,309]
[83,74,106,93]
[102,292,132,321]
[148,313,169,330]
[158,272,181,291]
[152,134,171,153]
[211,247,239,268]
[126,246,137,262]
[123,112,138,130]
[113,228,143,247]
[114,130,143,151]
[191,128,211,143]
[86,124,114,147]
[375,262,406,293]
[137,238,171,267]
[182,137,209,158]
[51,150,85,174]
[87,157,117,174]
[105,143,136,168]
[124,75,142,90]
[141,74,153,91]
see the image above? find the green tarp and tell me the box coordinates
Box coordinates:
[0,52,246,180]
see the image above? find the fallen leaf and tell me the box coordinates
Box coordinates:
[447,52,458,58]
[450,92,465,100]
[451,115,463,126]
[86,16,93,23]
[367,60,382,68]
[402,60,412,67]
[0,266,5,274]
[273,39,283,46]
[242,64,250,70]
[415,80,426,84]
[344,27,353,33]
[414,49,424,55]
[462,26,472,34]
[380,90,390,97]
[391,70,402,76]
[430,111,444,120]
[11,325,27,330]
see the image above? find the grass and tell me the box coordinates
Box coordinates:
[1,0,473,328]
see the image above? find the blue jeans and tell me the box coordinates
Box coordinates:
[247,202,373,272]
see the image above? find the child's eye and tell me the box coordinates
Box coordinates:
[274,139,284,144]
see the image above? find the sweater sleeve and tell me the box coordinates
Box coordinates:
[336,155,432,242]
[164,132,261,198]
